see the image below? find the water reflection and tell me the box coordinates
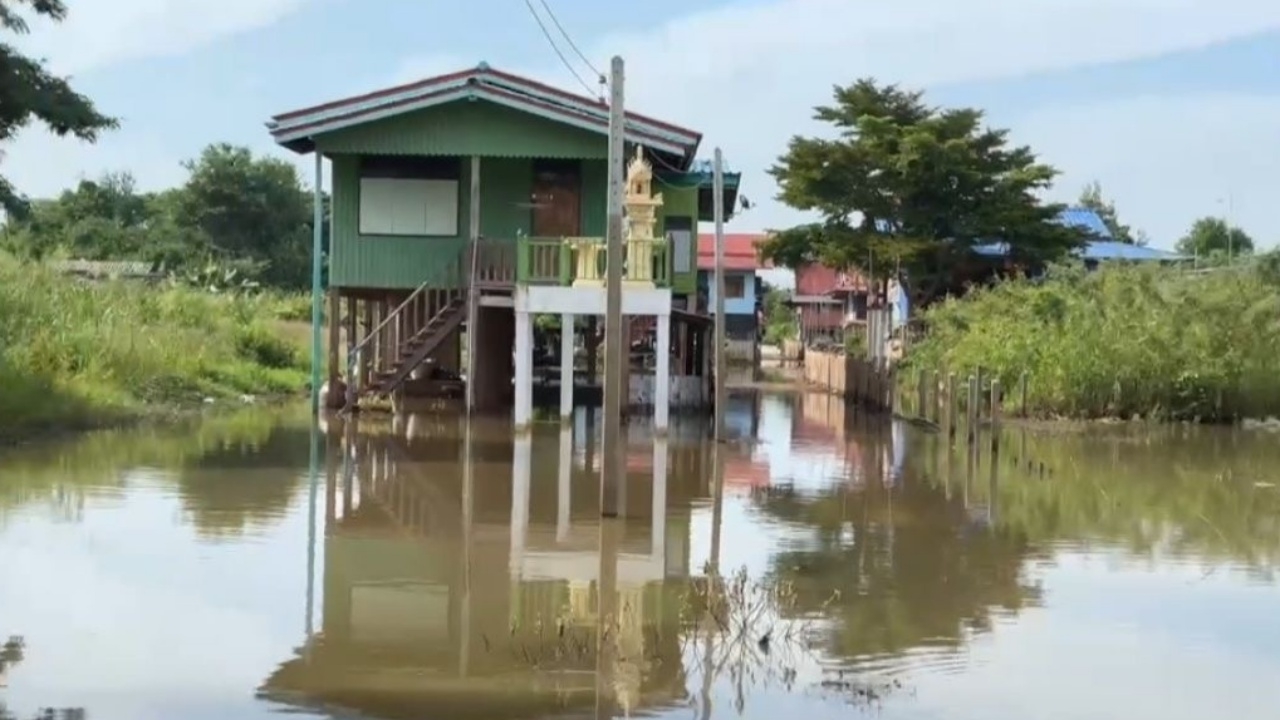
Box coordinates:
[0,394,1278,719]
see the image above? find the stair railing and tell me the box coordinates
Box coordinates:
[343,244,470,411]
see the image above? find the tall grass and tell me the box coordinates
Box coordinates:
[906,263,1280,421]
[0,255,309,440]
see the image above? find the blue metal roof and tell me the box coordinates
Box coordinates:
[1057,207,1113,238]
[1079,241,1182,261]
[969,207,1185,261]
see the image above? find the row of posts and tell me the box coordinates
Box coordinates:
[902,368,1031,457]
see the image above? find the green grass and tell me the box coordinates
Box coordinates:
[0,254,310,441]
[904,262,1280,422]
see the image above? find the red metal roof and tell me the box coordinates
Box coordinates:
[794,263,868,295]
[697,233,771,271]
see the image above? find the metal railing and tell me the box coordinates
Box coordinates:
[343,245,470,409]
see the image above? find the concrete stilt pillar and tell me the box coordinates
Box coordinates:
[654,312,671,433]
[514,310,533,428]
[560,313,574,418]
[651,438,667,562]
[509,432,531,578]
[557,424,572,543]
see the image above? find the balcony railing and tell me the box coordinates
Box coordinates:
[478,236,671,287]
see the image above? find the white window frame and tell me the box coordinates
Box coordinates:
[359,177,459,236]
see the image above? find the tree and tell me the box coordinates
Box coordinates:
[176,144,314,288]
[760,79,1087,307]
[1175,216,1254,259]
[0,0,118,216]
[1078,180,1141,245]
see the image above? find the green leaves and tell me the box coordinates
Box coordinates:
[1175,216,1255,258]
[763,77,1087,305]
[0,0,118,215]
[2,145,320,290]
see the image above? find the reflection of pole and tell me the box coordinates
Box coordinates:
[304,420,321,643]
[709,444,725,572]
[601,55,625,518]
[701,443,725,720]
[459,420,474,677]
[595,516,622,720]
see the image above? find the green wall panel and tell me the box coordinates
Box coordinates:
[315,100,608,159]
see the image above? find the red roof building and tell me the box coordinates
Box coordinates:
[696,233,771,271]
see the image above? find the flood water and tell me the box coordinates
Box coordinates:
[1,393,1278,720]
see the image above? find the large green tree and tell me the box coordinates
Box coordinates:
[2,144,321,289]
[760,80,1087,306]
[0,0,117,216]
[175,143,314,288]
[1078,180,1144,245]
[1175,216,1254,259]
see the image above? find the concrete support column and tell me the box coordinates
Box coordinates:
[557,423,572,543]
[654,313,671,432]
[514,310,533,428]
[651,439,667,562]
[509,432,531,579]
[560,313,574,418]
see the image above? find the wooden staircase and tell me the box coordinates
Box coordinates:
[368,293,468,396]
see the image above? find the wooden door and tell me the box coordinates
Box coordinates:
[531,160,581,237]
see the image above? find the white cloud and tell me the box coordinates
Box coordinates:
[8,0,1280,246]
[1010,93,1280,249]
[13,0,311,74]
[396,0,1280,241]
[1,0,313,201]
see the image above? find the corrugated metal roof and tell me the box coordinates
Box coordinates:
[697,233,771,270]
[51,260,156,277]
[972,207,1186,261]
[1057,207,1113,238]
[1079,241,1183,261]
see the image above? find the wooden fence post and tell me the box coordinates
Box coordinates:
[1018,372,1029,418]
[947,372,957,441]
[966,375,978,446]
[990,379,1002,456]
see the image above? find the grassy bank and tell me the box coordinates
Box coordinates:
[905,263,1280,422]
[0,255,310,442]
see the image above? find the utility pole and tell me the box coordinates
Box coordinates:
[601,55,625,517]
[712,148,727,442]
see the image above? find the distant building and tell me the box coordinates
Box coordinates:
[789,264,870,345]
[696,232,770,341]
[50,259,162,282]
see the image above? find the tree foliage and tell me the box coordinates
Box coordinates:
[1,144,321,289]
[1077,180,1142,245]
[0,0,118,216]
[1175,216,1255,259]
[760,79,1087,306]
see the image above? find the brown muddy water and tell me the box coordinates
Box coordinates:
[1,393,1278,720]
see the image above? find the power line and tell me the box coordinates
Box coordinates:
[521,0,596,97]
[536,0,605,86]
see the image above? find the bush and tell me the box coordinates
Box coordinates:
[905,262,1280,422]
[0,255,309,440]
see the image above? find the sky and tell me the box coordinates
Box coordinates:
[4,0,1280,250]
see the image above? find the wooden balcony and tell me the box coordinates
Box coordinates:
[474,236,671,288]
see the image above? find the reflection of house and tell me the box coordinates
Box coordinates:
[261,420,704,718]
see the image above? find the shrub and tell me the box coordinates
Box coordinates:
[0,254,309,439]
[905,262,1280,421]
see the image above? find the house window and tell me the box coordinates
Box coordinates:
[358,156,461,236]
[724,274,747,299]
[664,216,694,274]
